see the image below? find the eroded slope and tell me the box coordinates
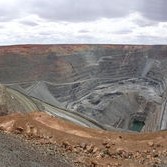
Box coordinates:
[0,112,167,167]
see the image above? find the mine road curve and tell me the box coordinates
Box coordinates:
[160,98,167,130]
[6,87,104,130]
[7,88,39,112]
[5,77,117,87]
[33,98,104,129]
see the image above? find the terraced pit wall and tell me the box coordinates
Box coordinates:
[0,45,167,132]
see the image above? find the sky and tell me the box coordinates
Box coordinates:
[0,0,167,45]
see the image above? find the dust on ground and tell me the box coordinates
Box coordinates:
[0,112,167,167]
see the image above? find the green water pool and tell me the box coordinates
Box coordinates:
[129,120,145,132]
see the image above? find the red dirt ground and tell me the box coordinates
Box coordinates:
[0,112,166,167]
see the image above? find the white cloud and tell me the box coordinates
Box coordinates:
[0,12,167,45]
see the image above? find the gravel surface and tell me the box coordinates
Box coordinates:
[0,132,73,167]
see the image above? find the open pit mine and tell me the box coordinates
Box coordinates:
[0,44,167,167]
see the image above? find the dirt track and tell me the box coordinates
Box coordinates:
[0,131,73,167]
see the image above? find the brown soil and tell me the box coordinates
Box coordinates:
[0,112,166,167]
[0,131,73,167]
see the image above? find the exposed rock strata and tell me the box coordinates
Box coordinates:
[0,45,167,131]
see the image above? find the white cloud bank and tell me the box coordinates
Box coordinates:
[0,0,167,45]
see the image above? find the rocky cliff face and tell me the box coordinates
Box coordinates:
[0,44,166,83]
[0,44,167,132]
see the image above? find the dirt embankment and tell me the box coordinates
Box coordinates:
[0,131,73,167]
[0,112,167,167]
